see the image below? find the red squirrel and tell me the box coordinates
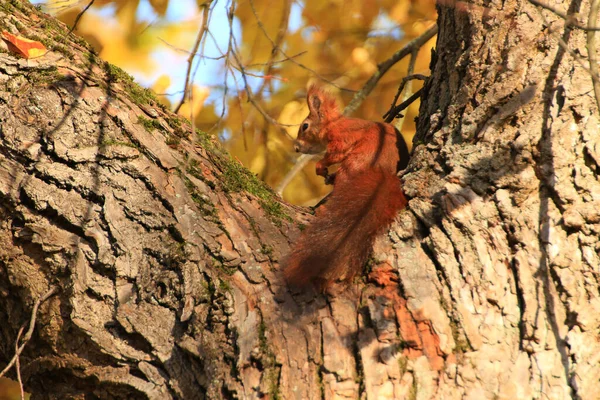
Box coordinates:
[283,85,409,289]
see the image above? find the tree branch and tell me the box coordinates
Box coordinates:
[174,1,213,114]
[384,89,423,123]
[275,153,314,196]
[383,73,428,122]
[344,24,437,116]
[68,0,95,34]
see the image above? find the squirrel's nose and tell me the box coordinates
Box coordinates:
[293,143,300,152]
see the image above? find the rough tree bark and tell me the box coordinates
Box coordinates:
[0,0,598,399]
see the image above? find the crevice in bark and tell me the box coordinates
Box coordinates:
[354,303,368,398]
[318,320,327,400]
[127,169,181,216]
[510,258,526,351]
[110,115,169,171]
[438,222,468,284]
[201,243,234,275]
[0,143,38,172]
[173,351,210,398]
[17,186,87,241]
[104,320,155,356]
[582,147,600,177]
[30,166,106,207]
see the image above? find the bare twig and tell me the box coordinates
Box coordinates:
[247,0,348,90]
[220,2,296,138]
[207,3,236,135]
[15,327,25,400]
[229,64,290,81]
[383,74,428,120]
[276,154,314,196]
[344,24,437,116]
[529,0,600,31]
[0,286,58,379]
[384,88,424,123]
[68,0,95,34]
[588,0,600,112]
[405,51,419,87]
[393,51,419,131]
[385,71,423,118]
[158,37,225,60]
[230,47,296,133]
[235,85,248,151]
[248,0,292,98]
[139,17,158,35]
[230,42,296,132]
[174,1,213,114]
[245,51,307,68]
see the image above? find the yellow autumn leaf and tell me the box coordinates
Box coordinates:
[1,31,48,59]
[148,0,169,16]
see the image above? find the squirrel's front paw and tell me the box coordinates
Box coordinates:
[316,163,328,177]
[324,172,336,185]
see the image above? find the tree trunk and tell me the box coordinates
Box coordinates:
[407,0,600,398]
[0,0,598,399]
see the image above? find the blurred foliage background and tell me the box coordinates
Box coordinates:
[1,0,436,396]
[0,377,29,400]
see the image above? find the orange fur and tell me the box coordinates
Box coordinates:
[283,85,409,289]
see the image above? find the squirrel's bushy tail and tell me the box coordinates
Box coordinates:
[283,169,407,289]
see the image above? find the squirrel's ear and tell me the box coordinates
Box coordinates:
[307,85,340,121]
[307,85,323,116]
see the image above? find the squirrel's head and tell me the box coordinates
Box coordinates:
[294,85,341,154]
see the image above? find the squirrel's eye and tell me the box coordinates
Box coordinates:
[302,122,309,131]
